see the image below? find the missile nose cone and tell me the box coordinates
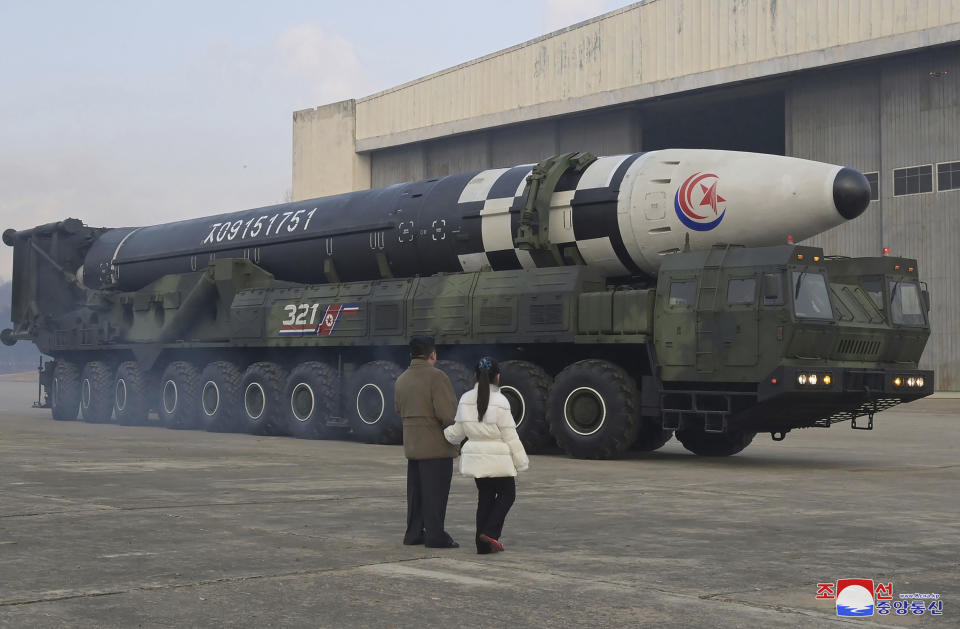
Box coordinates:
[833,167,871,220]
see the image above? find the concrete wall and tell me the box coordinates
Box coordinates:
[292,100,370,202]
[424,134,491,179]
[789,67,884,259]
[370,144,425,190]
[797,47,960,389]
[355,0,960,151]
[369,107,642,187]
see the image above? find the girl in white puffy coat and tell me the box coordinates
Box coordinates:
[444,357,529,554]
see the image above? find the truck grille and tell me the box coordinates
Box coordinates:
[835,337,880,358]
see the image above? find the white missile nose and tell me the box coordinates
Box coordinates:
[833,168,871,220]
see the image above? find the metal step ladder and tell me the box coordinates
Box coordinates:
[695,245,733,374]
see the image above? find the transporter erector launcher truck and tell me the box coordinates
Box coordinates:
[3,149,934,459]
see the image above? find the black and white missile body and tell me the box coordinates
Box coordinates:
[81,149,871,291]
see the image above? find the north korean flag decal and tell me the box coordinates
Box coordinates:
[316,304,359,336]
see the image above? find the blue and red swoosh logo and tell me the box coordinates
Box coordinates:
[674,172,726,231]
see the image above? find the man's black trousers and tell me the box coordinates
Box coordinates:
[404,457,454,546]
[475,476,515,543]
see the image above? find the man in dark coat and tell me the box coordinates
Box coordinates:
[394,336,460,548]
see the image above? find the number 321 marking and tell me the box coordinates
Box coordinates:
[282,303,322,326]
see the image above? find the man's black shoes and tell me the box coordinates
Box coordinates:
[424,539,459,549]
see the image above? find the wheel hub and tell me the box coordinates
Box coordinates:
[356,383,384,425]
[500,385,526,427]
[162,380,179,415]
[81,378,91,409]
[290,383,315,422]
[201,381,220,416]
[563,386,607,436]
[115,379,127,412]
[244,382,266,420]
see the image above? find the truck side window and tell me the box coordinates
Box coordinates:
[889,281,925,327]
[762,273,783,305]
[727,278,756,304]
[668,280,697,307]
[861,279,883,310]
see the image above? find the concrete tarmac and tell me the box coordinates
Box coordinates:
[0,378,957,628]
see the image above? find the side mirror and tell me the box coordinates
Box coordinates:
[922,289,931,312]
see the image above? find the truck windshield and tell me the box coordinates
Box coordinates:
[889,281,925,327]
[792,271,833,320]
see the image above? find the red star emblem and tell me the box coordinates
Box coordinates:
[699,181,726,215]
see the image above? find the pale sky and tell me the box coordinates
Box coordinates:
[0,0,635,280]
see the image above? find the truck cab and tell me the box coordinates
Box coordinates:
[652,244,933,454]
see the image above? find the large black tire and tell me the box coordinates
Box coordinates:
[199,361,243,432]
[284,362,339,439]
[632,418,674,452]
[346,360,403,444]
[546,360,640,460]
[499,360,554,453]
[159,361,201,430]
[676,428,756,457]
[240,362,288,435]
[51,360,81,421]
[114,361,149,426]
[80,361,114,423]
[435,360,474,398]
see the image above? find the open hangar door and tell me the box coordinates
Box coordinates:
[641,88,785,156]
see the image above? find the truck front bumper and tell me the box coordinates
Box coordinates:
[738,366,935,430]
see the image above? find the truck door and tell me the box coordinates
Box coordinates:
[654,277,698,366]
[719,275,759,366]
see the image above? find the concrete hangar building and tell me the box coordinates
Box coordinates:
[292,0,960,390]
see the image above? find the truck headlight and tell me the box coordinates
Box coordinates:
[916,376,925,388]
[907,377,916,387]
[808,374,818,385]
[798,374,807,385]
[893,377,902,387]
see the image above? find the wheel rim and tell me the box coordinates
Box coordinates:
[356,383,384,425]
[563,386,607,436]
[244,382,266,420]
[116,378,127,412]
[81,378,91,409]
[202,381,220,416]
[290,383,315,422]
[162,380,178,415]
[500,385,526,427]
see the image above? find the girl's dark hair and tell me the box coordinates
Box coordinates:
[475,356,500,421]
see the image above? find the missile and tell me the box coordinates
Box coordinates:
[78,149,870,291]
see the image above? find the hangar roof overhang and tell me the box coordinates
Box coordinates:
[347,0,960,152]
